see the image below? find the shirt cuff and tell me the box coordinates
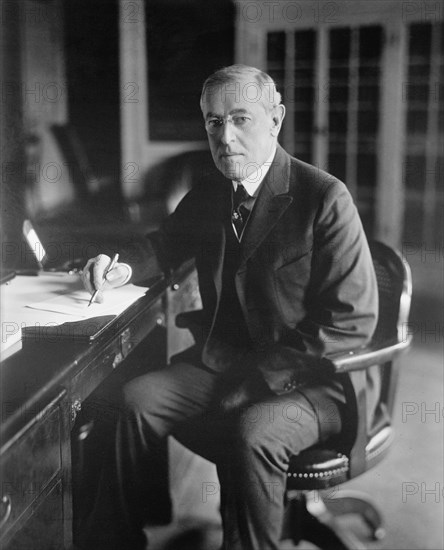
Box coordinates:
[117,263,132,286]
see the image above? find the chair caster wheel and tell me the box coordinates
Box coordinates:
[373,527,386,540]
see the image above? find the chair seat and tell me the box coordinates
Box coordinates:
[365,425,394,469]
[287,426,394,490]
[287,449,349,490]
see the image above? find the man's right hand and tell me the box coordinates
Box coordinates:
[82,254,132,303]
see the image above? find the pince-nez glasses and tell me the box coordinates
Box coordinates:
[204,114,252,135]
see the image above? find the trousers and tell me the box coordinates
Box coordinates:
[79,359,345,550]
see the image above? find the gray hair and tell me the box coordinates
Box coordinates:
[200,64,282,112]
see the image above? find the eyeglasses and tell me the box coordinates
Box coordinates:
[204,114,253,135]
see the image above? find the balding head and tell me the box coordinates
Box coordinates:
[200,64,282,114]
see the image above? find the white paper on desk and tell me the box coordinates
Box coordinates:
[26,284,148,318]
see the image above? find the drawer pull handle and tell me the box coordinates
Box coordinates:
[78,420,95,441]
[0,495,12,529]
[71,399,82,423]
[121,328,133,356]
[113,352,123,369]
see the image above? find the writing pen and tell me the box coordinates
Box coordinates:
[88,253,119,307]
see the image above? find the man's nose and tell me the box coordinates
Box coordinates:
[220,121,235,145]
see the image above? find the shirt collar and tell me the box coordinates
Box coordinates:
[232,146,277,197]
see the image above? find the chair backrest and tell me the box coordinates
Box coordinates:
[285,240,413,487]
[369,241,412,345]
[337,240,412,477]
[369,240,412,418]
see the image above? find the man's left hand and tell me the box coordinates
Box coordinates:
[220,373,271,412]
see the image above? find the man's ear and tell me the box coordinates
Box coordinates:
[270,104,286,136]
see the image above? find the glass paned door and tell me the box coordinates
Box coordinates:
[267,24,384,236]
[293,30,316,164]
[403,22,444,247]
[328,25,383,233]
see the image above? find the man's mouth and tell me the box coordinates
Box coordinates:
[220,152,242,158]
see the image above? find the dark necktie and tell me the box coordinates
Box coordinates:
[232,184,250,237]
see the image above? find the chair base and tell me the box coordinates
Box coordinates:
[281,490,385,550]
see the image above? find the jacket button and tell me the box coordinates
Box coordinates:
[284,382,293,391]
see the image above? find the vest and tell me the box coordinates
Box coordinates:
[211,220,252,349]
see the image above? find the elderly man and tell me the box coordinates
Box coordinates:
[81,65,378,550]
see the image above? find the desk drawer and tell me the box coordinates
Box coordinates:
[0,407,62,537]
[1,480,63,550]
[69,297,164,418]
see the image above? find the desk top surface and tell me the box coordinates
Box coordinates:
[1,273,152,353]
[1,272,87,354]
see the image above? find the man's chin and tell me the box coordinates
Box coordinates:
[216,161,244,181]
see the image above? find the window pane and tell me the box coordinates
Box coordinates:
[359,26,383,59]
[403,22,442,245]
[407,110,429,134]
[267,31,287,143]
[329,111,348,132]
[328,153,346,182]
[330,28,351,60]
[356,25,382,194]
[267,31,286,93]
[357,153,377,188]
[328,27,351,177]
[409,22,432,57]
[404,155,426,190]
[293,30,316,162]
[358,110,378,134]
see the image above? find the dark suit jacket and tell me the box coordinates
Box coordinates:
[132,145,379,405]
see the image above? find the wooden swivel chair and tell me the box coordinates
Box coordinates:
[280,240,412,549]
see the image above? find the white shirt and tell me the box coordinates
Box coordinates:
[231,147,276,239]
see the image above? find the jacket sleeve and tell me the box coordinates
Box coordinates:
[257,181,379,394]
[126,188,203,283]
[301,181,378,354]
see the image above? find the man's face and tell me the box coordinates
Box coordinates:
[201,77,284,181]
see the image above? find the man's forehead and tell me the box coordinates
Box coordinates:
[202,77,270,112]
[204,108,251,119]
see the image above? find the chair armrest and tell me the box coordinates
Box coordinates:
[326,336,412,373]
[175,313,412,376]
[326,336,412,477]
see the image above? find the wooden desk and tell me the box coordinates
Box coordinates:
[0,272,170,549]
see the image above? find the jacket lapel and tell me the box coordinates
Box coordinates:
[207,180,230,294]
[239,145,293,266]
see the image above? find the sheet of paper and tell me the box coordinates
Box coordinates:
[26,284,148,318]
